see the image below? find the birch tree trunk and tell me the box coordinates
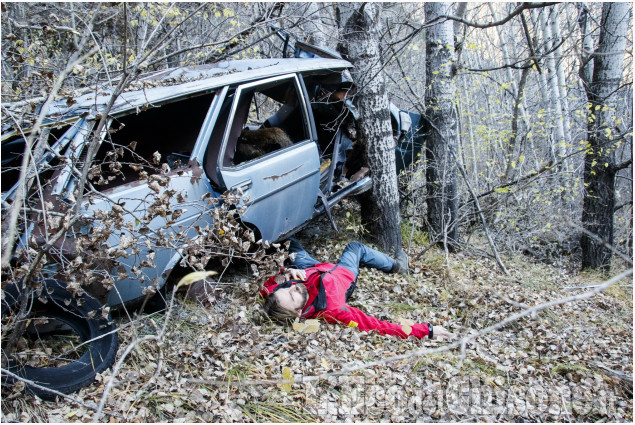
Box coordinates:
[424,2,459,249]
[581,2,630,270]
[338,3,403,253]
[539,9,568,164]
[548,6,572,149]
[302,2,328,47]
[577,3,594,90]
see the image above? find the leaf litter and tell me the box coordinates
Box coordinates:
[2,201,632,422]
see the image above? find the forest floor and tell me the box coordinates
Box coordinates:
[2,200,633,423]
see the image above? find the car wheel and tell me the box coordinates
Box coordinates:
[1,279,118,400]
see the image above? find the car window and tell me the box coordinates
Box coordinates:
[92,92,214,190]
[222,76,310,167]
[1,123,73,195]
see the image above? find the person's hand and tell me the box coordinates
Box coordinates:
[432,325,456,341]
[285,268,306,282]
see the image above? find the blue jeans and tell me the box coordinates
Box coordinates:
[288,239,395,279]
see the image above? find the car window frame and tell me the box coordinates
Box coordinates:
[218,73,314,170]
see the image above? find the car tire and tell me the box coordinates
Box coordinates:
[1,279,118,400]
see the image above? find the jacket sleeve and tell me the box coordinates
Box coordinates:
[321,305,430,339]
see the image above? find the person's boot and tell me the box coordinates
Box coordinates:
[391,249,409,274]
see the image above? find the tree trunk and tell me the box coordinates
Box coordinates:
[577,3,594,89]
[302,2,328,48]
[581,2,630,270]
[503,66,530,182]
[539,9,568,164]
[548,6,572,150]
[424,2,459,250]
[338,3,403,253]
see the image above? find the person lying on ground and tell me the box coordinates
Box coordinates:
[261,239,454,341]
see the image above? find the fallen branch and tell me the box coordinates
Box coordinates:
[591,362,633,388]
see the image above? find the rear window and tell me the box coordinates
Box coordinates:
[92,93,213,190]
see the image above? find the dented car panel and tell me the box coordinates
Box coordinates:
[3,53,424,308]
[221,141,320,242]
[83,165,220,307]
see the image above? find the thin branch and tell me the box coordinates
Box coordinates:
[1,35,97,267]
[430,2,558,29]
[613,159,632,172]
[456,155,510,275]
[0,369,128,420]
[93,285,179,421]
[520,9,542,74]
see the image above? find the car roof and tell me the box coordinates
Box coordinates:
[46,57,352,120]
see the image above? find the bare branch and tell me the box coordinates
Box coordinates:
[430,2,558,29]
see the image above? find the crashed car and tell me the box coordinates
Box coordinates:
[1,41,424,396]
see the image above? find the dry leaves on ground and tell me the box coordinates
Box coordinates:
[2,208,632,423]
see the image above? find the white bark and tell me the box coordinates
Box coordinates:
[424,2,459,248]
[338,2,403,252]
[548,6,572,147]
[539,9,567,162]
[302,2,328,47]
[577,2,594,85]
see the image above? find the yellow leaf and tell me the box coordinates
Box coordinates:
[397,317,415,326]
[278,367,293,392]
[321,357,331,370]
[303,319,320,333]
[293,319,320,333]
[175,271,217,290]
[397,317,414,335]
[347,321,358,328]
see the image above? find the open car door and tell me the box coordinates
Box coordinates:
[217,74,320,242]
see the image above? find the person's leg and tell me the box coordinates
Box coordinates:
[337,241,395,278]
[288,238,320,269]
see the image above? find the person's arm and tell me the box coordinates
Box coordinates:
[321,305,431,339]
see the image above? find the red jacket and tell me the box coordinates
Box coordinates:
[261,264,431,339]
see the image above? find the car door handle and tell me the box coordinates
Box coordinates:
[231,180,252,193]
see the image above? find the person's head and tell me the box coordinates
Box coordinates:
[263,282,309,323]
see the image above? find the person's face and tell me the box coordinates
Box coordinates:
[274,283,308,316]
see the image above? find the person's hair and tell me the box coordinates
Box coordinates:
[263,292,300,323]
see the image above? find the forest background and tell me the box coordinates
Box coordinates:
[1,2,633,422]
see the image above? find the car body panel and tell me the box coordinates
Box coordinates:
[220,140,320,242]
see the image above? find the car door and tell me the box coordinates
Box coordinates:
[217,74,320,242]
